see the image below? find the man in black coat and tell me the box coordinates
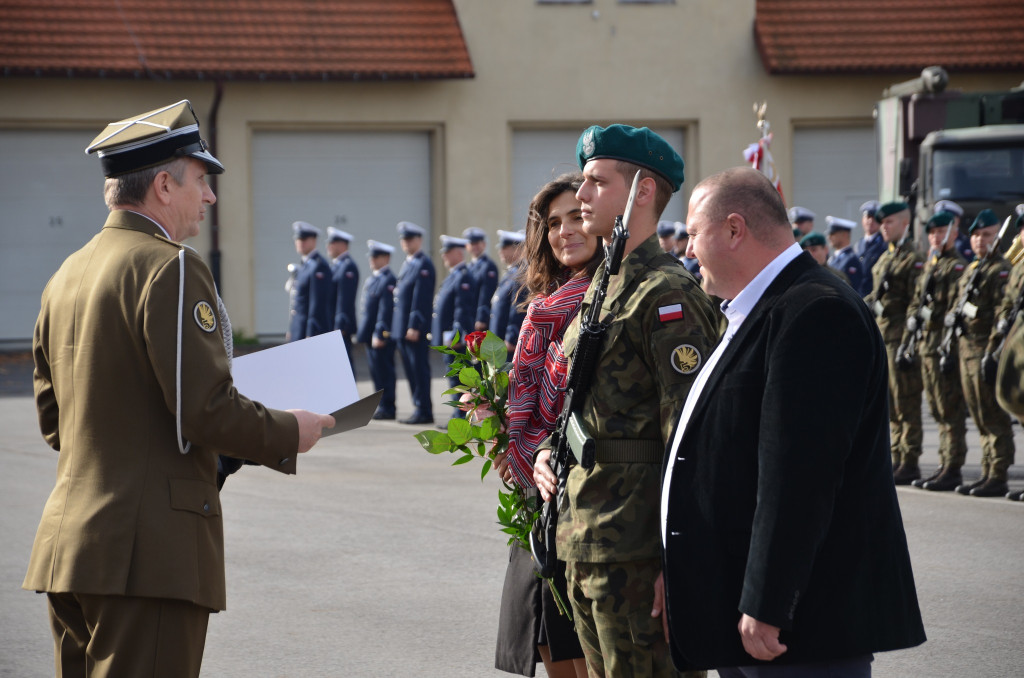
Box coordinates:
[654,168,925,676]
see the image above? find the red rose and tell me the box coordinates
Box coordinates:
[465,331,487,357]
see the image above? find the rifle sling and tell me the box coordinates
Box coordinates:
[593,439,664,464]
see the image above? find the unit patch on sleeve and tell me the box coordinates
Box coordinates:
[194,300,218,333]
[671,344,702,375]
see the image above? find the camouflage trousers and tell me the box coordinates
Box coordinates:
[885,341,923,467]
[960,344,1016,481]
[566,558,705,678]
[921,349,968,469]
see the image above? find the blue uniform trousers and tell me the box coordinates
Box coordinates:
[398,337,432,418]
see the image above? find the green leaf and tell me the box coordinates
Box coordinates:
[480,459,492,480]
[458,367,481,388]
[478,416,500,441]
[446,417,472,445]
[479,332,508,366]
[413,430,452,454]
[452,453,474,466]
[494,371,509,397]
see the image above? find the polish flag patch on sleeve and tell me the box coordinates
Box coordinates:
[659,303,684,322]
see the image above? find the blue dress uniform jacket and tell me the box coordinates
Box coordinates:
[25,211,299,612]
[855,233,886,282]
[490,263,527,346]
[393,250,436,418]
[662,253,925,670]
[357,267,397,416]
[330,252,360,336]
[289,250,332,341]
[827,245,868,294]
[470,253,499,327]
[432,262,478,344]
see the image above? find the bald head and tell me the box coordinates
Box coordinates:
[692,167,792,247]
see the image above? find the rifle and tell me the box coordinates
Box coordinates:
[896,221,952,369]
[939,215,1012,373]
[529,170,639,579]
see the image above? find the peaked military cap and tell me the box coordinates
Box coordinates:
[292,221,321,239]
[969,208,999,234]
[799,232,827,248]
[788,206,816,223]
[657,220,676,237]
[327,227,353,243]
[462,227,487,242]
[675,222,689,239]
[859,200,880,216]
[85,100,224,178]
[368,239,395,256]
[397,221,425,239]
[934,200,964,217]
[875,201,910,221]
[825,216,856,234]
[576,124,685,192]
[496,229,525,247]
[926,211,955,231]
[440,235,469,252]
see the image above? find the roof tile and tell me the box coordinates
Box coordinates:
[0,0,474,81]
[755,0,1024,74]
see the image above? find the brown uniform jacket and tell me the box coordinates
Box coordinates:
[24,210,298,611]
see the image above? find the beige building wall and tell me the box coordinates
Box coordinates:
[1,0,1020,336]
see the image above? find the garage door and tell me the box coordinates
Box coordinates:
[251,130,432,339]
[791,126,878,241]
[0,130,109,346]
[511,127,687,233]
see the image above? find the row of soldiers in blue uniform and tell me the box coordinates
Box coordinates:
[289,219,527,425]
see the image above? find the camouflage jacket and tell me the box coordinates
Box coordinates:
[864,240,924,344]
[555,234,720,563]
[947,253,1010,354]
[903,249,967,353]
[993,258,1024,350]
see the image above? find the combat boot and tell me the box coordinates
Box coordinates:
[922,468,962,492]
[1006,489,1024,501]
[912,466,943,488]
[955,477,987,495]
[893,464,921,485]
[970,478,1009,497]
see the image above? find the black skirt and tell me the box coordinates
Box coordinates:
[494,543,583,676]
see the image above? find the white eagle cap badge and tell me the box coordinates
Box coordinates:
[582,128,596,158]
[194,300,217,333]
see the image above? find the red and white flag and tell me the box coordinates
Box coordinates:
[659,304,684,322]
[743,132,784,202]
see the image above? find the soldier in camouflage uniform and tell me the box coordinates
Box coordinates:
[863,202,925,483]
[534,125,718,678]
[947,209,1016,497]
[901,211,968,491]
[992,210,1024,500]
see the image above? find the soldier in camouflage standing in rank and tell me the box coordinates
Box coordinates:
[994,208,1024,501]
[864,202,925,483]
[902,211,969,491]
[948,209,1016,497]
[533,125,718,678]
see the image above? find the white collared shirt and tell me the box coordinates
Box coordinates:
[660,243,802,544]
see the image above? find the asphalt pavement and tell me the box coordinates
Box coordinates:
[1,349,1022,677]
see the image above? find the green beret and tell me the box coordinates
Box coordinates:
[1016,208,1024,231]
[577,124,685,192]
[970,208,1000,234]
[926,211,954,231]
[875,201,909,221]
[799,232,827,248]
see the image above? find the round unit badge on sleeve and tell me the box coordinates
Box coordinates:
[193,300,218,333]
[671,344,701,375]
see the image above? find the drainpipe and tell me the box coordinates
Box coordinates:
[207,81,224,291]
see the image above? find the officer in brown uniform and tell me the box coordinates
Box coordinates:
[534,125,718,678]
[864,201,925,483]
[902,211,968,491]
[24,101,335,677]
[947,209,1015,497]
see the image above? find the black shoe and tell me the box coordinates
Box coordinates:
[893,464,922,485]
[912,466,943,488]
[1006,489,1024,501]
[372,410,396,420]
[956,477,987,495]
[399,414,434,425]
[922,469,962,492]
[970,478,1009,497]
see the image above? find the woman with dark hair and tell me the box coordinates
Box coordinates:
[493,172,601,678]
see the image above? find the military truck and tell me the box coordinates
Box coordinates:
[875,66,1024,246]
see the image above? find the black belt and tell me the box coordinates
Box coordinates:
[592,439,664,464]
